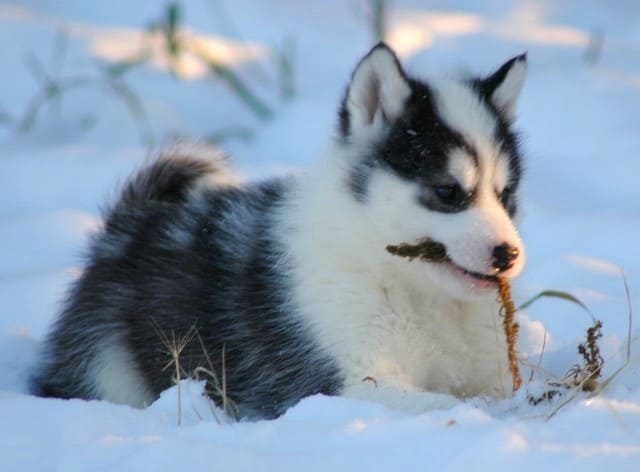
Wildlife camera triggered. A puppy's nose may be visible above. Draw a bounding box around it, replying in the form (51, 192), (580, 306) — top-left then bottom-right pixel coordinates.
(492, 243), (519, 272)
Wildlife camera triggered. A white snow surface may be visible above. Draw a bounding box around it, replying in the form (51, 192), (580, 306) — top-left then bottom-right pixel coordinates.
(2, 0), (640, 470)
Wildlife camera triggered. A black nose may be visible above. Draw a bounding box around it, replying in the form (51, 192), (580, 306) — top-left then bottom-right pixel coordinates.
(492, 243), (519, 272)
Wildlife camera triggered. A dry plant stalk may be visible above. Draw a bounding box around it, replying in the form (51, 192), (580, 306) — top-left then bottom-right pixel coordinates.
(150, 320), (198, 426)
(194, 333), (240, 421)
(566, 319), (604, 392)
(497, 278), (522, 392)
(386, 238), (522, 393)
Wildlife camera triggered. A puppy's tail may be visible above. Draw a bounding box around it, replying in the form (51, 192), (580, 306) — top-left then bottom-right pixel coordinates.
(114, 143), (234, 210)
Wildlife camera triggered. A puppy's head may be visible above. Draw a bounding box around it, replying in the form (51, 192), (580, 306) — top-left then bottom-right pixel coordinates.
(338, 44), (527, 299)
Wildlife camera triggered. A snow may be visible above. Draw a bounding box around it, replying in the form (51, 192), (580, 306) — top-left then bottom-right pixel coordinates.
(1, 0), (640, 469)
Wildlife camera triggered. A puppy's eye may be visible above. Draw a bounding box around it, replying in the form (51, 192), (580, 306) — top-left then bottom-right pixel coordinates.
(434, 184), (462, 205)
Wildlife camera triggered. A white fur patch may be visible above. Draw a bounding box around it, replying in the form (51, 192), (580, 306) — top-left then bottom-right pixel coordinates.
(432, 79), (498, 151)
(493, 156), (510, 193)
(279, 144), (514, 413)
(92, 343), (154, 407)
(274, 51), (527, 413)
(447, 149), (478, 192)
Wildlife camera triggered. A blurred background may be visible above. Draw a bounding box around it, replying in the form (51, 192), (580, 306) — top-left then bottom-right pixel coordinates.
(0, 1), (639, 387)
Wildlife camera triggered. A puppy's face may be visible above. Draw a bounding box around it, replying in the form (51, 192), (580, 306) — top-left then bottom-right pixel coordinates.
(339, 44), (526, 299)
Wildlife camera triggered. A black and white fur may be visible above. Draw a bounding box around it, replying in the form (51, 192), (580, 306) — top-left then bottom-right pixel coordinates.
(32, 44), (527, 419)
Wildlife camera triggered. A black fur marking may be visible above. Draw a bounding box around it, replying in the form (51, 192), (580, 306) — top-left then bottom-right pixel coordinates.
(494, 127), (522, 218)
(32, 159), (343, 419)
(372, 80), (481, 213)
(116, 156), (215, 207)
(474, 54), (527, 102)
(339, 47), (524, 214)
(338, 87), (351, 139)
(342, 64), (523, 215)
(338, 43), (493, 209)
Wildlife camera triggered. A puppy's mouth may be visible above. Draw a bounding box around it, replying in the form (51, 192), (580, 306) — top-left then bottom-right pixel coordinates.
(445, 260), (500, 284)
(386, 238), (500, 284)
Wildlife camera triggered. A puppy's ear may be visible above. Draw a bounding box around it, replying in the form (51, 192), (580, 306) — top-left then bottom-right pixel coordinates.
(479, 54), (527, 122)
(339, 43), (411, 139)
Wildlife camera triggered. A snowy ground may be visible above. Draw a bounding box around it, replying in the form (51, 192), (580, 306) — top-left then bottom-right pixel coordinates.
(1, 0), (640, 470)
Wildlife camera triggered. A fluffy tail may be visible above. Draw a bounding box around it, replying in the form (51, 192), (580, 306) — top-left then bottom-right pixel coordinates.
(94, 144), (234, 258)
(115, 146), (231, 210)
(117, 157), (211, 207)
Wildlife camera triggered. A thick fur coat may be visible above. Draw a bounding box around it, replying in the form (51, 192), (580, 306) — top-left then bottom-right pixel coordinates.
(32, 44), (527, 419)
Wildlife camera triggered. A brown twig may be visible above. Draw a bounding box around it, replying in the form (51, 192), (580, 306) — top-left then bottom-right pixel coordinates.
(498, 278), (522, 392)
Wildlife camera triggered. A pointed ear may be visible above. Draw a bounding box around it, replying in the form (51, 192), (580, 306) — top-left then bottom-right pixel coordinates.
(480, 54), (527, 122)
(339, 43), (411, 139)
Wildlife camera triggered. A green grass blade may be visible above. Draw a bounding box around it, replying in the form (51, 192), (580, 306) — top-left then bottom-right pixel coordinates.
(104, 54), (148, 79)
(166, 3), (182, 58)
(198, 52), (273, 121)
(518, 290), (596, 322)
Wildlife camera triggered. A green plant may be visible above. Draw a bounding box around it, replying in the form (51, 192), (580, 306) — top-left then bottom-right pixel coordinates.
(369, 0), (388, 42)
(14, 29), (154, 147)
(149, 3), (274, 120)
(276, 38), (297, 101)
(523, 273), (634, 421)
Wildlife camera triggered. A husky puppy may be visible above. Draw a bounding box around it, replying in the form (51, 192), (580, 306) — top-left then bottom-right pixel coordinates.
(32, 43), (527, 419)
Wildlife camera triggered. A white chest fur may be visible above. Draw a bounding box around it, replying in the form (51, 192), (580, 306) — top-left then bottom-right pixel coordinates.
(279, 159), (512, 410)
(292, 251), (510, 400)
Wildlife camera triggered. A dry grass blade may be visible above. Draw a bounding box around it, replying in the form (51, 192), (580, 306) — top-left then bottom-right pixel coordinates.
(528, 328), (548, 383)
(546, 354), (604, 421)
(623, 270), (633, 361)
(193, 332), (239, 421)
(150, 319), (198, 426)
(590, 270), (634, 395)
(193, 332), (221, 423)
(221, 344), (229, 417)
